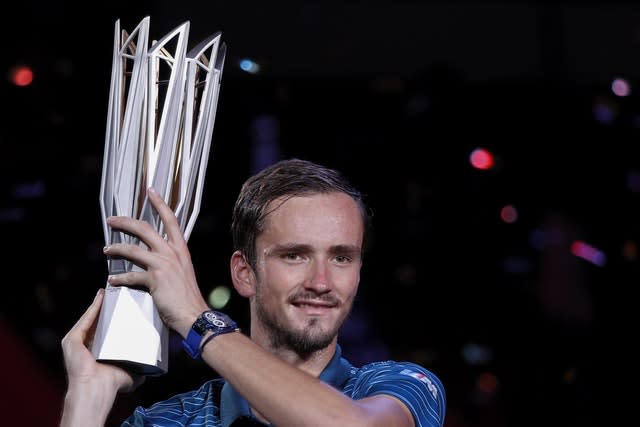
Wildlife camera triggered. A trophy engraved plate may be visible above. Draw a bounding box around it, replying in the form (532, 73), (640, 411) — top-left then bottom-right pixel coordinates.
(91, 16), (226, 375)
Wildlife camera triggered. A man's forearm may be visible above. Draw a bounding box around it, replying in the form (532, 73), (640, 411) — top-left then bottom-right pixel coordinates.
(201, 332), (411, 427)
(60, 382), (117, 427)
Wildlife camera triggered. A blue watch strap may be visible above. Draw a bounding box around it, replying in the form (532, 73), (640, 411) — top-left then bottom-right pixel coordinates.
(182, 328), (204, 359)
(182, 310), (239, 360)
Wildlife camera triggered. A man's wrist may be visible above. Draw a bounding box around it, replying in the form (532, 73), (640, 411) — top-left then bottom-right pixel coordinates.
(182, 310), (239, 359)
(61, 383), (116, 427)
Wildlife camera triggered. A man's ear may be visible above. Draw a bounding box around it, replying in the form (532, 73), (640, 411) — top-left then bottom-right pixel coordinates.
(230, 250), (256, 297)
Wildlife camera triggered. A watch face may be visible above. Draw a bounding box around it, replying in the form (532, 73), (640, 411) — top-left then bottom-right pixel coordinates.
(203, 311), (229, 328)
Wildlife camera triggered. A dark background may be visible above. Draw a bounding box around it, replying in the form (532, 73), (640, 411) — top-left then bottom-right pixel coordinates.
(2, 1), (639, 425)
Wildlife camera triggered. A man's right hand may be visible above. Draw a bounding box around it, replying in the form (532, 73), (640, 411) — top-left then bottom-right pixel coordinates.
(60, 288), (143, 427)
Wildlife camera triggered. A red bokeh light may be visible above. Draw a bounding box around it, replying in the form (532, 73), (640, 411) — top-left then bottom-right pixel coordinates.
(9, 65), (34, 87)
(500, 204), (518, 223)
(469, 147), (495, 170)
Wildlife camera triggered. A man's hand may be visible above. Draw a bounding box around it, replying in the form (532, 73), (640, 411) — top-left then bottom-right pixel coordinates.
(60, 288), (143, 427)
(62, 288), (140, 391)
(103, 187), (210, 338)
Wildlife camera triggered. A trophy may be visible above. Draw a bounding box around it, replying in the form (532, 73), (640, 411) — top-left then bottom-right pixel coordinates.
(91, 16), (226, 375)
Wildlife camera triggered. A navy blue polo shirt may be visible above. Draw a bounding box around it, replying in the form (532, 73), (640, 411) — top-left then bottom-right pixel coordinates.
(122, 345), (446, 426)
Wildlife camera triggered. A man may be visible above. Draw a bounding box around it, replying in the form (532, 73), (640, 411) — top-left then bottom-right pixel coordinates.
(60, 158), (446, 426)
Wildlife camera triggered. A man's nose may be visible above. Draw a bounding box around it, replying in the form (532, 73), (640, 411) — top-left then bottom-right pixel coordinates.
(304, 259), (331, 293)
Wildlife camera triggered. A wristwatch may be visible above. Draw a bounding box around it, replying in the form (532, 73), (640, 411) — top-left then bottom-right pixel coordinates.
(182, 310), (239, 359)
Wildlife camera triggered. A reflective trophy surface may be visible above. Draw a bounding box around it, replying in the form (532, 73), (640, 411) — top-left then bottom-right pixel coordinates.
(91, 16), (225, 375)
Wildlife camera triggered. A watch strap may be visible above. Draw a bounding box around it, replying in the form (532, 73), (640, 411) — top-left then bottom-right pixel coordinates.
(182, 327), (205, 359)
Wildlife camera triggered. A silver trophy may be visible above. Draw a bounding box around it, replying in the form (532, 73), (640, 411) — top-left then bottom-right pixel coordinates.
(91, 16), (226, 375)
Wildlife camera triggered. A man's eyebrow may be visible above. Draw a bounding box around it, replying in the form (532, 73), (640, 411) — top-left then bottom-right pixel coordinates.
(268, 243), (313, 254)
(329, 244), (362, 257)
(267, 243), (361, 256)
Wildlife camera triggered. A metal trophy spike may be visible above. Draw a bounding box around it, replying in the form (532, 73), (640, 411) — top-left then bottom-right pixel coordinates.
(91, 16), (225, 375)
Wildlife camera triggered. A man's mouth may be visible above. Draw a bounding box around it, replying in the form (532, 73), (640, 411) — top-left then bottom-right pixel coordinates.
(291, 300), (336, 315)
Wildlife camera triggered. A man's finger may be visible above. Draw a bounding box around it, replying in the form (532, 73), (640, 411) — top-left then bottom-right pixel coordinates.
(106, 215), (166, 251)
(73, 288), (104, 332)
(62, 288), (104, 349)
(147, 187), (185, 245)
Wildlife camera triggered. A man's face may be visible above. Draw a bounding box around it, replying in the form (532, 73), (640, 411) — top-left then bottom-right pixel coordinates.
(252, 192), (364, 354)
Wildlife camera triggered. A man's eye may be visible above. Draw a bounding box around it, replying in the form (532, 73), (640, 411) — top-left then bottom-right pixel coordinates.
(335, 255), (352, 263)
(284, 253), (300, 260)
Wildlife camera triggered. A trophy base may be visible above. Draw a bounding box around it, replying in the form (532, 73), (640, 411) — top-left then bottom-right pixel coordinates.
(97, 359), (166, 377)
(91, 285), (169, 376)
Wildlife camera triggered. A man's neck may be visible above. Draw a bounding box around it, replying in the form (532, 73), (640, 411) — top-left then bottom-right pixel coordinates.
(250, 333), (338, 377)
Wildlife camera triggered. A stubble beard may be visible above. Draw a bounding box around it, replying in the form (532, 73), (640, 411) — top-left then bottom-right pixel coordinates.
(255, 293), (352, 355)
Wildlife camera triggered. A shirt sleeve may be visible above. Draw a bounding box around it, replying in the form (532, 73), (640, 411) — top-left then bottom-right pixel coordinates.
(119, 380), (223, 426)
(351, 361), (446, 427)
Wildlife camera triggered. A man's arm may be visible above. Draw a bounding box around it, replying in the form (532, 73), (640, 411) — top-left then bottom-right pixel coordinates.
(201, 331), (417, 427)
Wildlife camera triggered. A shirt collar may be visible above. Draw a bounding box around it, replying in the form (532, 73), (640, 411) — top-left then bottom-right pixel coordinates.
(220, 344), (353, 427)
